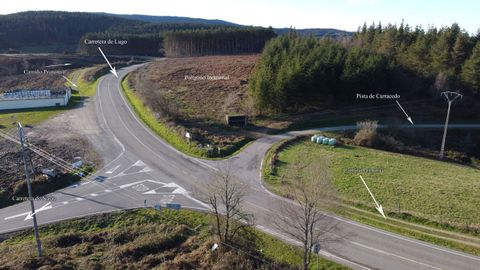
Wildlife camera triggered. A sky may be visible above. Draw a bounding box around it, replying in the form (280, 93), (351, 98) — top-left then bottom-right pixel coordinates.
(1, 0), (478, 34)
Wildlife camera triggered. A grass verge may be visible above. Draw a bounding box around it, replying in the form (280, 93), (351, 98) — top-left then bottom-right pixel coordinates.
(262, 135), (480, 256)
(121, 75), (254, 159)
(0, 208), (348, 269)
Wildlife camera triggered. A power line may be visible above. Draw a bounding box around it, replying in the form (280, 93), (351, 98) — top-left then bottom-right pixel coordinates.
(1, 127), (282, 267)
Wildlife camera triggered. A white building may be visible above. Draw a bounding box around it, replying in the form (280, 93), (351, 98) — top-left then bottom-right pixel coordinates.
(0, 89), (72, 110)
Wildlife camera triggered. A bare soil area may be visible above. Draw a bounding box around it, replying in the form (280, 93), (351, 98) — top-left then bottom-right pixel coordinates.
(0, 125), (100, 208)
(0, 55), (108, 208)
(128, 55), (259, 148)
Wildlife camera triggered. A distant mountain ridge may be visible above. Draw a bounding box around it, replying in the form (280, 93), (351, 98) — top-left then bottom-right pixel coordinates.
(0, 11), (351, 53)
(115, 14), (240, 26)
(113, 13), (351, 37)
(274, 28), (352, 38)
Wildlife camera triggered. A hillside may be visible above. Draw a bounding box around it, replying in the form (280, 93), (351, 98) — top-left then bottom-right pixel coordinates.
(250, 24), (480, 114)
(116, 14), (239, 26)
(0, 11), (232, 54)
(274, 28), (352, 38)
(126, 55), (258, 157)
(0, 209), (347, 270)
(0, 11), (350, 54)
(0, 11), (128, 52)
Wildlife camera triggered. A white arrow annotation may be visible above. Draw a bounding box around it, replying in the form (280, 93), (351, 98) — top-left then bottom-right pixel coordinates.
(25, 202), (53, 220)
(395, 100), (414, 125)
(359, 175), (386, 219)
(5, 202), (54, 221)
(98, 47), (118, 78)
(62, 75), (77, 87)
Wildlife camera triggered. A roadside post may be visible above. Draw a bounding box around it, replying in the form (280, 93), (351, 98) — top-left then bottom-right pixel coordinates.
(312, 243), (321, 270)
(17, 122), (43, 257)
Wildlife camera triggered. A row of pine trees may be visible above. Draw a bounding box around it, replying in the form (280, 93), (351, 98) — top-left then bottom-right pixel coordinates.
(163, 27), (276, 57)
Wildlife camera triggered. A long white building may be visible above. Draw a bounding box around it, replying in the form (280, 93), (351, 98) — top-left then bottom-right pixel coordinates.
(0, 89), (71, 110)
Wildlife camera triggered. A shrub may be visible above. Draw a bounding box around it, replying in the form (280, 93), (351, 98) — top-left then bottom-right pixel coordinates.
(53, 233), (82, 248)
(377, 134), (405, 151)
(353, 120), (378, 147)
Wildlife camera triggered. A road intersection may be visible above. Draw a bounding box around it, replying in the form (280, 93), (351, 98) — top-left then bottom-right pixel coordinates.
(1, 66), (480, 270)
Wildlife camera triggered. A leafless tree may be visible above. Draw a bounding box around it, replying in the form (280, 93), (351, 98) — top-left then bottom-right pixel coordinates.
(273, 154), (339, 270)
(207, 167), (253, 243)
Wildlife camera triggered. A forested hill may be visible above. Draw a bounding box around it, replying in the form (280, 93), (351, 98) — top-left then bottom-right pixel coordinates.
(274, 28), (352, 38)
(115, 14), (239, 26)
(0, 11), (239, 54)
(0, 11), (349, 54)
(250, 23), (480, 113)
(0, 11), (130, 52)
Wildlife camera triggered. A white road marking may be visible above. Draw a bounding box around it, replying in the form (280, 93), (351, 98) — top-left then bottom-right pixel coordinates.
(319, 250), (372, 270)
(75, 198), (84, 201)
(105, 165), (120, 174)
(90, 193), (99, 197)
(329, 215), (480, 262)
(112, 77), (219, 172)
(5, 202), (53, 221)
(159, 195), (175, 204)
(104, 189), (112, 193)
(4, 211), (30, 220)
(133, 160), (146, 167)
(139, 166), (152, 173)
(131, 184), (149, 192)
(256, 225), (372, 270)
(350, 240), (443, 270)
(257, 156), (480, 263)
(62, 201), (69, 205)
(114, 160), (149, 177)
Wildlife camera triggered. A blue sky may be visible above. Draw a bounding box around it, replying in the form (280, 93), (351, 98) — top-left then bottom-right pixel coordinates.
(2, 0), (478, 34)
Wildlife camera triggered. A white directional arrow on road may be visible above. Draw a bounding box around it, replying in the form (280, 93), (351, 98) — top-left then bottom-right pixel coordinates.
(359, 175), (387, 219)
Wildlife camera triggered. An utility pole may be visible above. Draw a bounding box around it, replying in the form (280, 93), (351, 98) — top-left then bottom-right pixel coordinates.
(439, 91), (462, 159)
(17, 122), (42, 257)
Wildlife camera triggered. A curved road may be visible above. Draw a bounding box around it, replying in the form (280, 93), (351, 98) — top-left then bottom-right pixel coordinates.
(1, 65), (480, 270)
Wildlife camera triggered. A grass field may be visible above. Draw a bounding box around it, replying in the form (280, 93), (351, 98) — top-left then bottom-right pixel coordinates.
(0, 209), (348, 270)
(70, 68), (100, 97)
(263, 135), (480, 255)
(0, 68), (99, 129)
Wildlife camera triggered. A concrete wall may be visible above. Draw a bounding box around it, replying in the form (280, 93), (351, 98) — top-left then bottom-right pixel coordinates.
(0, 89), (71, 110)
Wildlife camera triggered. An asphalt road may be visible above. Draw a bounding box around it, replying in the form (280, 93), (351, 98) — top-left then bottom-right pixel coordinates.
(1, 65), (480, 270)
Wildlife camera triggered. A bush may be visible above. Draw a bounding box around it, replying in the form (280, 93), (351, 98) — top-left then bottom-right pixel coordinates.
(109, 229), (138, 245)
(377, 134), (405, 151)
(53, 233), (82, 247)
(353, 120), (378, 147)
